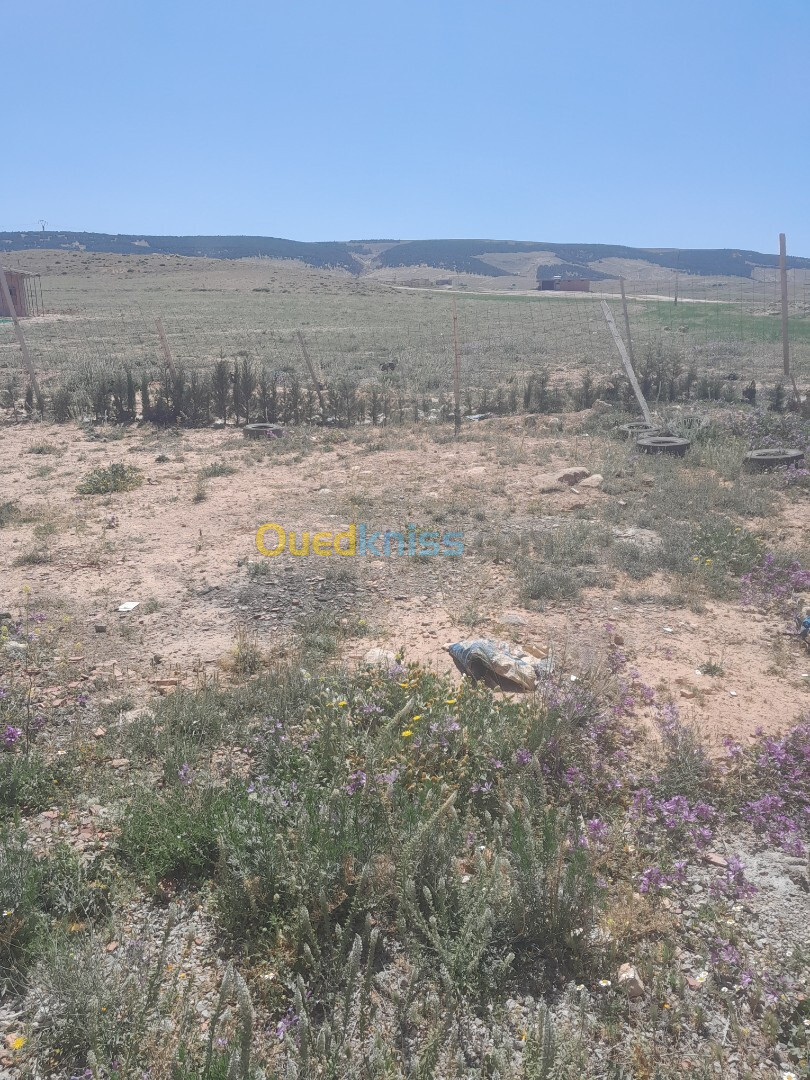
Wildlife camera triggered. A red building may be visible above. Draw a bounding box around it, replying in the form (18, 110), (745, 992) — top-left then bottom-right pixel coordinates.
(538, 278), (591, 292)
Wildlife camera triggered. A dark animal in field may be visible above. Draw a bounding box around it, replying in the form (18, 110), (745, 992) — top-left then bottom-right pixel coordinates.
(742, 380), (757, 405)
(380, 361), (397, 372)
(724, 373), (740, 381)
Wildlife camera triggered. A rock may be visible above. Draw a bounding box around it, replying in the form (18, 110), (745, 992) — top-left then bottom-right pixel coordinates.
(617, 963), (645, 999)
(556, 467), (591, 486)
(362, 647), (397, 667)
(579, 474), (604, 489)
(110, 758), (130, 769)
(591, 399), (613, 413)
(701, 852), (728, 868)
(641, 475), (655, 487)
(497, 613), (527, 628)
(94, 623), (107, 634)
(3, 643), (26, 657)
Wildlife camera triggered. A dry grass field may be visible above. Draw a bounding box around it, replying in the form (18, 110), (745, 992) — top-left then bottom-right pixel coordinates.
(3, 251), (810, 410)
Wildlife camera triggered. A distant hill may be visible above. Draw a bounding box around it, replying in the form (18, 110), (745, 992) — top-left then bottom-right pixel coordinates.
(0, 231), (364, 272)
(374, 239), (810, 281)
(2, 231), (809, 281)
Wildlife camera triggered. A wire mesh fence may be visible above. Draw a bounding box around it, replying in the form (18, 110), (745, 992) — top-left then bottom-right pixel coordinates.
(1, 270), (809, 423)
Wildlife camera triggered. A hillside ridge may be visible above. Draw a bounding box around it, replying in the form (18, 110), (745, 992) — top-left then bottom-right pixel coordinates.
(2, 231), (809, 280)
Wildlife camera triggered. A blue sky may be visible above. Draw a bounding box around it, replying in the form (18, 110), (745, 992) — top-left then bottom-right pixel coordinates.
(3, 0), (809, 252)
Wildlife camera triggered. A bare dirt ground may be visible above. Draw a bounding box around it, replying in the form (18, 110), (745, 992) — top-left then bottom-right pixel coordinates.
(2, 415), (806, 749)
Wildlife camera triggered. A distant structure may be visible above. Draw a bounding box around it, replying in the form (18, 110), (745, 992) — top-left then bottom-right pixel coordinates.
(0, 268), (44, 317)
(537, 278), (590, 292)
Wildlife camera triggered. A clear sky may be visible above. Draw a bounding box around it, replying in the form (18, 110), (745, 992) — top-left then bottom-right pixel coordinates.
(3, 0), (809, 253)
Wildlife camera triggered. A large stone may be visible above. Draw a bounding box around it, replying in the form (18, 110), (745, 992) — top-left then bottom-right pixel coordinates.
(579, 474), (604, 489)
(617, 963), (645, 999)
(497, 613), (528, 628)
(556, 467), (591, 487)
(362, 647), (397, 667)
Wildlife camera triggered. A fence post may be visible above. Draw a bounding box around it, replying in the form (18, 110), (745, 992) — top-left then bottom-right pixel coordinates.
(601, 299), (653, 426)
(619, 278), (636, 368)
(779, 232), (790, 382)
(451, 296), (461, 437)
(296, 330), (326, 418)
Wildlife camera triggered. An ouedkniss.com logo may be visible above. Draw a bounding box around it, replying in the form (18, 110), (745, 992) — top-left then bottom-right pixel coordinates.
(255, 523), (464, 557)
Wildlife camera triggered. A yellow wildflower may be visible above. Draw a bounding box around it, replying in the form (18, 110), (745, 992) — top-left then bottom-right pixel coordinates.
(401, 730), (413, 738)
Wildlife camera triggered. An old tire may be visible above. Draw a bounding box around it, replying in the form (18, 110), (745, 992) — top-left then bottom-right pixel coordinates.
(636, 436), (691, 457)
(618, 421), (662, 439)
(244, 423), (284, 439)
(743, 448), (805, 473)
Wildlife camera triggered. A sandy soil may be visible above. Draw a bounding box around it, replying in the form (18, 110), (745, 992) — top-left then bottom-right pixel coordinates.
(1, 416), (807, 748)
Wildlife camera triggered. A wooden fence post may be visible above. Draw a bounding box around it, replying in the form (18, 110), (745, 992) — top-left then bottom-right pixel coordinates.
(296, 330), (326, 418)
(779, 233), (790, 382)
(451, 296), (461, 437)
(155, 317), (178, 380)
(600, 299), (652, 426)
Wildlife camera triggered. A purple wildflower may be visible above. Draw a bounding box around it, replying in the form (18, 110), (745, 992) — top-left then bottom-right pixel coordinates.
(345, 770), (367, 795)
(2, 725), (21, 748)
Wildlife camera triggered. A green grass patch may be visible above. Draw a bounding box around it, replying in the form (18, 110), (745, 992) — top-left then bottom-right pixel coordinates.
(77, 463), (143, 495)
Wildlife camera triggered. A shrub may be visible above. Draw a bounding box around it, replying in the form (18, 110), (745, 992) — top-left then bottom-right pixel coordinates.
(12, 545), (51, 566)
(51, 386), (72, 422)
(518, 563), (588, 602)
(610, 540), (655, 580)
(77, 463), (143, 494)
(117, 785), (229, 889)
(26, 917), (181, 1077)
(198, 460), (237, 479)
(0, 753), (74, 819)
(0, 828), (42, 989)
(0, 501), (19, 528)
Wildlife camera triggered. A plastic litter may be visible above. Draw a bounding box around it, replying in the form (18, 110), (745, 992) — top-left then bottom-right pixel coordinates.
(447, 638), (553, 692)
(117, 602), (139, 613)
